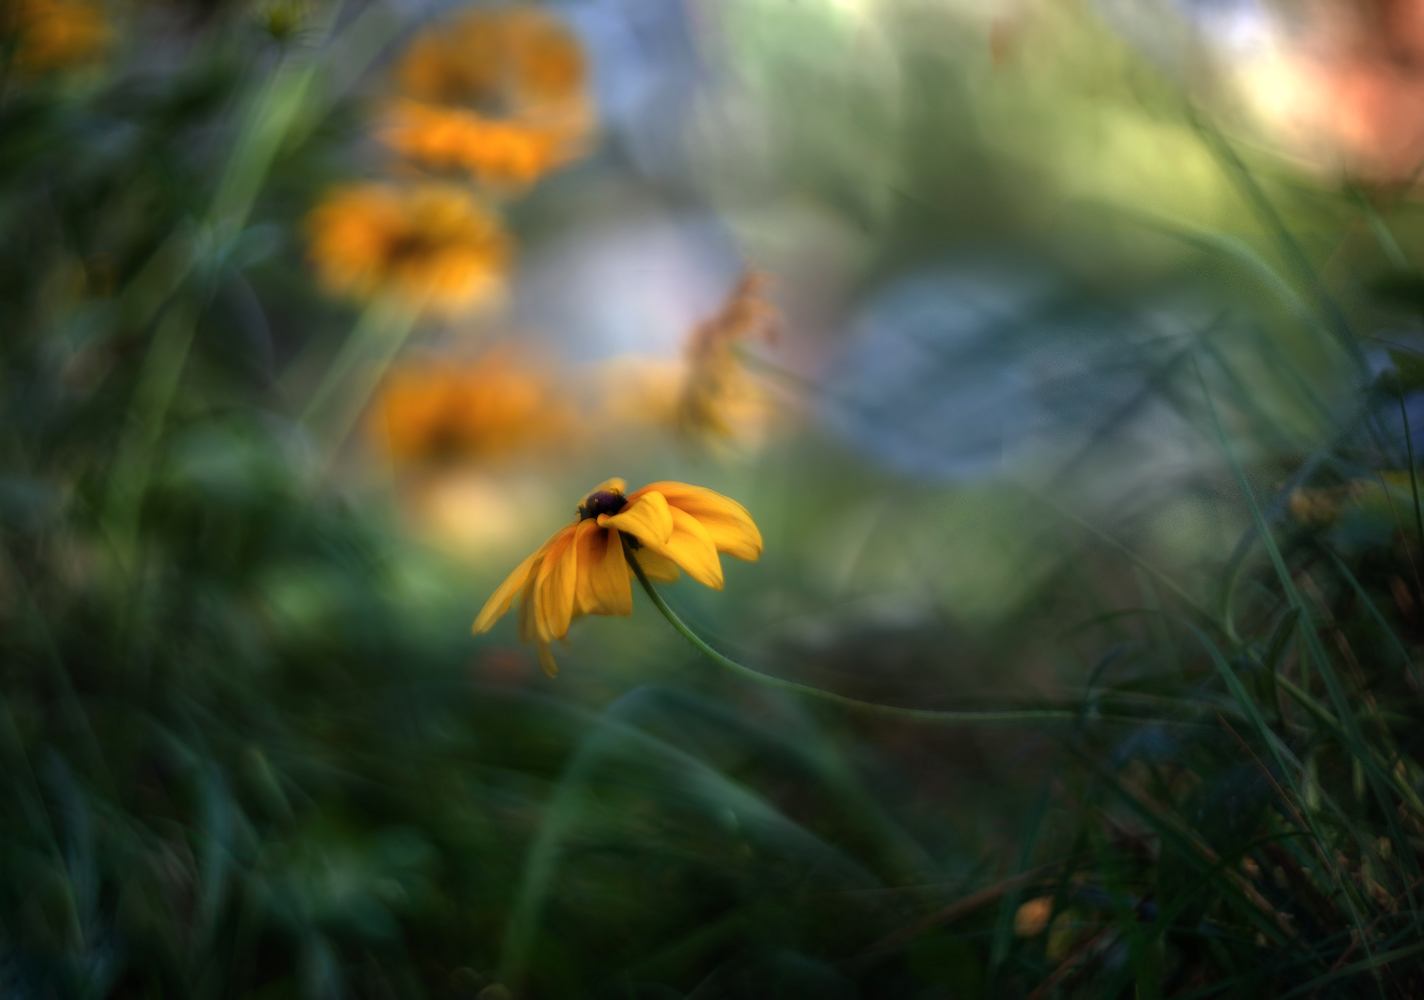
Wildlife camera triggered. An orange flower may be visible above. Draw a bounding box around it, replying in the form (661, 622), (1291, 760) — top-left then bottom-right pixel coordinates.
(675, 271), (781, 445)
(384, 4), (594, 184)
(380, 101), (578, 186)
(472, 478), (763, 675)
(371, 351), (576, 464)
(305, 183), (509, 315)
(8, 0), (110, 75)
(1014, 897), (1053, 937)
(393, 5), (587, 112)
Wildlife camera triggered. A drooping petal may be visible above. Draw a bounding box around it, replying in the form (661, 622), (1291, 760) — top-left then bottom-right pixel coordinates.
(534, 524), (579, 641)
(573, 521), (602, 616)
(521, 525), (575, 642)
(536, 639), (558, 677)
(638, 506), (723, 590)
(629, 481), (762, 561)
(590, 527), (633, 615)
(598, 490), (673, 547)
(630, 548), (680, 582)
(473, 545), (543, 634)
(575, 525), (632, 616)
(517, 564), (540, 642)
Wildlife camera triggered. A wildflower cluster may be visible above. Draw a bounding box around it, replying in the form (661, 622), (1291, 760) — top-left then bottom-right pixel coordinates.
(305, 4), (594, 315)
(368, 271), (785, 476)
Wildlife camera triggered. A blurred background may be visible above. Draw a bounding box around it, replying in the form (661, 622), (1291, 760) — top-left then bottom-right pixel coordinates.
(5, 0), (1424, 995)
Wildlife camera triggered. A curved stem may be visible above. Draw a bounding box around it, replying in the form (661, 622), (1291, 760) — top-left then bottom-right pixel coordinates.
(627, 551), (1181, 729)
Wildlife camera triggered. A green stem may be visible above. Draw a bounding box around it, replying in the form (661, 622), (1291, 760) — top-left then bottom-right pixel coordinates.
(629, 551), (1155, 728)
(301, 297), (420, 472)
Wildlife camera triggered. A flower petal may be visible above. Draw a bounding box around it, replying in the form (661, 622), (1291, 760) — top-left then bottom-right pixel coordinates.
(630, 548), (680, 582)
(573, 522), (601, 616)
(534, 524), (579, 641)
(577, 526), (632, 616)
(640, 506), (723, 590)
(572, 521), (626, 616)
(598, 490), (673, 547)
(517, 565), (540, 642)
(473, 545), (543, 634)
(516, 524), (574, 642)
(536, 639), (558, 677)
(629, 481), (762, 561)
(475, 524), (569, 634)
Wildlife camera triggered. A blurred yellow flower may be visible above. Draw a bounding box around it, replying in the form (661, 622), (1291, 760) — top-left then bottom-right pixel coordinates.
(370, 350), (575, 465)
(393, 5), (587, 112)
(384, 4), (593, 184)
(473, 478), (763, 675)
(675, 271), (781, 446)
(380, 100), (579, 186)
(305, 183), (509, 315)
(8, 0), (110, 74)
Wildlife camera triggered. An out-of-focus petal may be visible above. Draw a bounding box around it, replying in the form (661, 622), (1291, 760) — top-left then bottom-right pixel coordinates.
(599, 491), (674, 547)
(536, 640), (558, 677)
(472, 544), (543, 633)
(517, 564), (540, 643)
(629, 481), (762, 561)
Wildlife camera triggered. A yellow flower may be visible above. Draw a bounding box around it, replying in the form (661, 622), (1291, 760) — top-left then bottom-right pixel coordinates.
(370, 351), (576, 465)
(472, 478), (763, 675)
(384, 4), (593, 184)
(305, 183), (509, 315)
(675, 271), (781, 446)
(392, 5), (587, 112)
(379, 100), (580, 186)
(8, 0), (111, 75)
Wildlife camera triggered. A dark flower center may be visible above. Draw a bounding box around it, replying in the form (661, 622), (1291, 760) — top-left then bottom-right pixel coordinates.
(577, 489), (625, 521)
